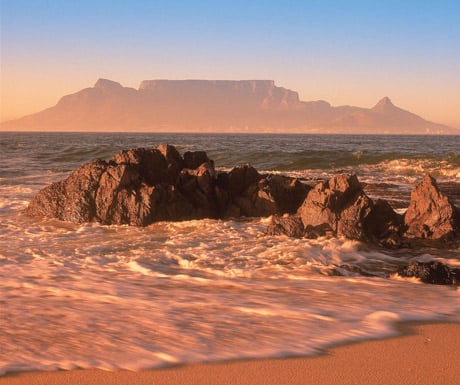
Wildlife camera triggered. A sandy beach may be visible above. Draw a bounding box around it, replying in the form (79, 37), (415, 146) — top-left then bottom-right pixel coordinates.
(1, 322), (458, 385)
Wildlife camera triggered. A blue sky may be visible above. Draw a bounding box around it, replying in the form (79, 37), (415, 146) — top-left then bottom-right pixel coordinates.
(1, 0), (459, 126)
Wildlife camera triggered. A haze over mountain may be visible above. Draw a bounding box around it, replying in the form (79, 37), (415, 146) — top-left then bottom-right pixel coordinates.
(2, 79), (457, 134)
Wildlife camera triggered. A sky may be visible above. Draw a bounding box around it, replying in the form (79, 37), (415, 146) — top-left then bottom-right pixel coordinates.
(1, 0), (459, 127)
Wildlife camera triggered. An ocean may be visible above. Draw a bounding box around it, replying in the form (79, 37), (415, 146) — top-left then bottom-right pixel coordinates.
(1, 132), (459, 375)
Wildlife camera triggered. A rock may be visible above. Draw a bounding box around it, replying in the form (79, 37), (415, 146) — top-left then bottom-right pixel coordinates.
(337, 193), (374, 240)
(404, 175), (459, 240)
(265, 215), (305, 238)
(178, 162), (219, 218)
(398, 260), (460, 285)
(219, 168), (309, 218)
(25, 159), (109, 223)
(94, 163), (145, 225)
(231, 179), (277, 217)
(217, 164), (263, 217)
(265, 175), (310, 214)
(112, 147), (168, 185)
(156, 144), (183, 184)
(26, 145), (308, 225)
(183, 151), (212, 170)
(304, 223), (336, 239)
(26, 147), (198, 225)
(223, 164), (262, 197)
(297, 174), (373, 240)
(364, 199), (404, 247)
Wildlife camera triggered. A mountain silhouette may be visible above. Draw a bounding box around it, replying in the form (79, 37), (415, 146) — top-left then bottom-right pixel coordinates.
(2, 79), (457, 134)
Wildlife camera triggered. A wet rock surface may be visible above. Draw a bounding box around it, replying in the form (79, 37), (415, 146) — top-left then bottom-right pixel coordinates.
(297, 174), (378, 241)
(25, 147), (459, 252)
(398, 260), (460, 285)
(25, 145), (309, 225)
(404, 175), (460, 240)
(25, 149), (460, 284)
(265, 215), (305, 238)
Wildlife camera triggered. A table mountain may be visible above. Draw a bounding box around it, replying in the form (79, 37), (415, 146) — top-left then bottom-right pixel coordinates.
(3, 79), (457, 134)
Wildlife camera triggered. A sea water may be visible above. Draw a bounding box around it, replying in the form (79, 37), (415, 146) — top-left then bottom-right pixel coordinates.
(0, 132), (459, 374)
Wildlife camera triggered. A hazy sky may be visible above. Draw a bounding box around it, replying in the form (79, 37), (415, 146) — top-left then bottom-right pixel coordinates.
(1, 0), (459, 127)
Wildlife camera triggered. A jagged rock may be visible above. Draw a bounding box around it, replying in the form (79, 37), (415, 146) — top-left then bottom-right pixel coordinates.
(112, 147), (168, 185)
(264, 175), (311, 214)
(231, 179), (277, 217)
(183, 151), (212, 170)
(297, 174), (373, 240)
(156, 144), (184, 184)
(304, 223), (336, 239)
(25, 145), (307, 225)
(218, 166), (309, 218)
(364, 199), (404, 247)
(404, 175), (459, 240)
(398, 260), (460, 285)
(25, 159), (109, 223)
(265, 215), (304, 238)
(223, 164), (262, 197)
(177, 162), (218, 218)
(217, 164), (263, 217)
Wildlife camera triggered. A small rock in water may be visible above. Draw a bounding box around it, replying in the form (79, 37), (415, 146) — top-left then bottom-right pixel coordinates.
(398, 260), (460, 285)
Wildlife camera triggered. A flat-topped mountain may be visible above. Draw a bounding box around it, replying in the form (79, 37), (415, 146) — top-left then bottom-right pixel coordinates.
(3, 79), (458, 134)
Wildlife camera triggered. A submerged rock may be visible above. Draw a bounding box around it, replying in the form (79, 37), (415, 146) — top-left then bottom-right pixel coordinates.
(404, 175), (460, 240)
(265, 215), (305, 238)
(398, 260), (460, 285)
(25, 145), (309, 225)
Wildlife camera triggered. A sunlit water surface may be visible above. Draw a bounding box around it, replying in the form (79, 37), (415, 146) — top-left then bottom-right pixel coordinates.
(1, 132), (459, 374)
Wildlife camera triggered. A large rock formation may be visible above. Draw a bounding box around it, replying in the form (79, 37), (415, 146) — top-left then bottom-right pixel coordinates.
(268, 173), (459, 247)
(3, 79), (458, 134)
(25, 147), (459, 252)
(25, 145), (310, 225)
(404, 175), (460, 240)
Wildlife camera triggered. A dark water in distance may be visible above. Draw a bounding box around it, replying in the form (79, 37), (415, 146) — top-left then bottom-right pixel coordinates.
(0, 132), (459, 375)
(2, 132), (459, 173)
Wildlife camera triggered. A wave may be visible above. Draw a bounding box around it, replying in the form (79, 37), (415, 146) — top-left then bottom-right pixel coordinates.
(2, 214), (459, 374)
(2, 132), (460, 375)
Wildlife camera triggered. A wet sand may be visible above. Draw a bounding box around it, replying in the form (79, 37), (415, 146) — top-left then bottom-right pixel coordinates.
(1, 322), (459, 385)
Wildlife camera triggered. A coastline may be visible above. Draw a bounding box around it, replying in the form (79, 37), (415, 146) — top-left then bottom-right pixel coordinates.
(2, 321), (459, 385)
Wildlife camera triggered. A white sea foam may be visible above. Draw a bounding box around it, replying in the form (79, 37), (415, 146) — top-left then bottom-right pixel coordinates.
(1, 213), (460, 375)
(1, 133), (459, 376)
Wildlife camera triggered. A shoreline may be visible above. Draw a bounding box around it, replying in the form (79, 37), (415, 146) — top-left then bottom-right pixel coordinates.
(2, 321), (459, 385)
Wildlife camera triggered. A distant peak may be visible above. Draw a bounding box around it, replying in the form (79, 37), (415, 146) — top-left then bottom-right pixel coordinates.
(377, 96), (393, 105)
(94, 78), (123, 90)
(373, 96), (394, 111)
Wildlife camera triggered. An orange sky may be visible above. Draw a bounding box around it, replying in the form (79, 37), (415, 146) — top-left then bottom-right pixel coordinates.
(2, 1), (459, 128)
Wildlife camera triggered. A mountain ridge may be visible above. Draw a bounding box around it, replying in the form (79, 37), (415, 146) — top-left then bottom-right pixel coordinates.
(2, 79), (458, 134)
